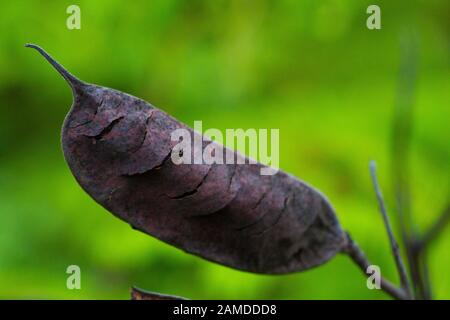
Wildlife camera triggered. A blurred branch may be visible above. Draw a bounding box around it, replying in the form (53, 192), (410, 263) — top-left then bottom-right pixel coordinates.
(391, 32), (417, 240)
(369, 161), (412, 299)
(407, 202), (450, 299)
(421, 203), (450, 249)
(391, 30), (427, 299)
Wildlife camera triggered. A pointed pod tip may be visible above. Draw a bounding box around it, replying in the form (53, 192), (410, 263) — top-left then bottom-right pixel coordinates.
(25, 43), (85, 89)
(25, 43), (46, 54)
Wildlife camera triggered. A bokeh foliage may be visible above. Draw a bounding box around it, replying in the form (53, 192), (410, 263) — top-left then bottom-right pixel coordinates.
(0, 0), (448, 299)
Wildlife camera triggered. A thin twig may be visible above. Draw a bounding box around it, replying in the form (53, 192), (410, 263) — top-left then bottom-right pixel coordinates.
(343, 233), (408, 300)
(369, 161), (412, 299)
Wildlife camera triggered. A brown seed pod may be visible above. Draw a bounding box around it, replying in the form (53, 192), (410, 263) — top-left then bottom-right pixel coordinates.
(26, 44), (347, 274)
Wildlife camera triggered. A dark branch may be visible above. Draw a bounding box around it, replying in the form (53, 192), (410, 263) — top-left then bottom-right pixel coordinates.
(343, 233), (409, 300)
(369, 161), (412, 299)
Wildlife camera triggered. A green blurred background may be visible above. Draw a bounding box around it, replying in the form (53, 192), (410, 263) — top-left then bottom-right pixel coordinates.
(0, 0), (448, 299)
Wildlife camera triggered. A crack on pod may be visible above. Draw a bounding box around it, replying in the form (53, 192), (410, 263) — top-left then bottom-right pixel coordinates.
(235, 190), (270, 231)
(71, 119), (93, 129)
(168, 165), (212, 200)
(252, 190), (268, 210)
(122, 150), (173, 177)
(227, 165), (238, 191)
(152, 151), (172, 171)
(184, 165), (239, 218)
(92, 116), (124, 141)
(253, 194), (291, 236)
(69, 96), (105, 128)
(130, 111), (154, 154)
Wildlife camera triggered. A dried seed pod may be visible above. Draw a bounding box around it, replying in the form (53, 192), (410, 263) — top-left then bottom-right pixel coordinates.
(27, 44), (347, 274)
(131, 287), (185, 300)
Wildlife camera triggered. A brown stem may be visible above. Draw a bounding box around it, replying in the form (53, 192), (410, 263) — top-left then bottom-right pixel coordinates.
(343, 233), (409, 300)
